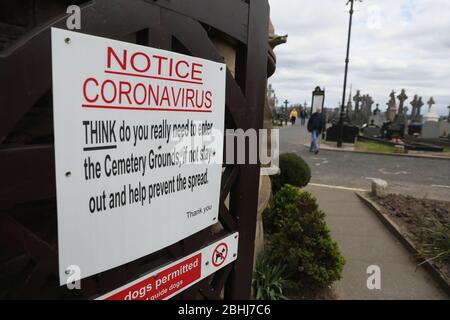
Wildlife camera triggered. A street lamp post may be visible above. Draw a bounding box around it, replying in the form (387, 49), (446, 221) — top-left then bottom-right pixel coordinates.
(283, 99), (289, 125)
(338, 0), (361, 148)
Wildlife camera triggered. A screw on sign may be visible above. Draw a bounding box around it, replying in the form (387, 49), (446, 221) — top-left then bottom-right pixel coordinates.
(212, 242), (228, 267)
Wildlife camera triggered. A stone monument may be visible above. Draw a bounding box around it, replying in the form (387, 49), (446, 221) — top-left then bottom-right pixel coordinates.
(362, 119), (382, 138)
(361, 95), (367, 113)
(423, 97), (439, 122)
(439, 120), (450, 138)
(369, 104), (385, 127)
(447, 106), (450, 139)
(366, 95), (374, 114)
(422, 97), (440, 139)
(360, 94), (370, 123)
(386, 90), (398, 122)
(410, 95), (424, 122)
(346, 99), (353, 116)
(350, 91), (373, 126)
(361, 95), (374, 116)
(353, 90), (362, 113)
(394, 89), (409, 135)
(397, 89), (408, 114)
(345, 90), (353, 118)
(408, 95), (424, 135)
(438, 105), (450, 138)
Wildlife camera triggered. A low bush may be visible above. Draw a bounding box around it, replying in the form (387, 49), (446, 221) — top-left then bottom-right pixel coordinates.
(271, 153), (311, 194)
(264, 185), (345, 291)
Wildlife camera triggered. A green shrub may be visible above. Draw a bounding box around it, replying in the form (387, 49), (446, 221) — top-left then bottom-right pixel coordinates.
(253, 252), (289, 300)
(271, 153), (311, 194)
(265, 185), (345, 290)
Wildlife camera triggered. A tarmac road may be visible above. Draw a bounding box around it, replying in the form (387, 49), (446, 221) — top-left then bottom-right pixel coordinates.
(279, 123), (450, 200)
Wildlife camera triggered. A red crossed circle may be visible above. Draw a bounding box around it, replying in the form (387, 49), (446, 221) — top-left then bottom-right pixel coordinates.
(212, 243), (228, 267)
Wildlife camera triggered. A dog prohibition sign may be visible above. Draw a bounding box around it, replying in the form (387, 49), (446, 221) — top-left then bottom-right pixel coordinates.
(212, 243), (228, 267)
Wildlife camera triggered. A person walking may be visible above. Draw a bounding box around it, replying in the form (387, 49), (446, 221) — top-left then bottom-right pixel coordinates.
(299, 108), (306, 127)
(289, 108), (298, 125)
(307, 107), (326, 154)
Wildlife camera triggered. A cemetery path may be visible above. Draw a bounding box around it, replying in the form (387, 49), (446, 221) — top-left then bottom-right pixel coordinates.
(281, 124), (449, 299)
(304, 185), (448, 300)
(280, 124), (450, 201)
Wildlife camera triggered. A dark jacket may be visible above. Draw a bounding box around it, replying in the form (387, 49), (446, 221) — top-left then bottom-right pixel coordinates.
(299, 110), (306, 119)
(307, 112), (326, 133)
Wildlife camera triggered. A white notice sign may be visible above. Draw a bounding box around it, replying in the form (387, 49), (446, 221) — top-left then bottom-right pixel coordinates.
(51, 29), (226, 285)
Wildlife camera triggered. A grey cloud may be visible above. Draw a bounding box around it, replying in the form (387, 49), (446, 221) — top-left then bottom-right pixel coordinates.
(268, 0), (450, 115)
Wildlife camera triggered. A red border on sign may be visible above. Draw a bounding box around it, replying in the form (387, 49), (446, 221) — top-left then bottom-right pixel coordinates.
(212, 242), (228, 267)
(104, 253), (201, 300)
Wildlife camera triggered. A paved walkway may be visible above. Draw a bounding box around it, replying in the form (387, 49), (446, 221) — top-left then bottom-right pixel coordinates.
(304, 184), (448, 300)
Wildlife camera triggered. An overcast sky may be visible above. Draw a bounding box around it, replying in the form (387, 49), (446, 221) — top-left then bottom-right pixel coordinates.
(268, 0), (450, 115)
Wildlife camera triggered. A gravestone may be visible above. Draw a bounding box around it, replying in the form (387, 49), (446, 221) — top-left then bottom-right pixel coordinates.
(420, 98), (439, 138)
(397, 89), (408, 114)
(422, 121), (440, 139)
(386, 90), (398, 122)
(382, 122), (404, 139)
(447, 106), (450, 139)
(353, 90), (362, 113)
(350, 91), (373, 126)
(346, 99), (353, 115)
(412, 96), (424, 123)
(361, 95), (374, 123)
(332, 107), (341, 122)
(325, 123), (359, 143)
(383, 91), (406, 138)
(394, 89), (409, 134)
(362, 121), (381, 138)
(423, 97), (439, 123)
(361, 95), (368, 114)
(345, 90), (353, 116)
(369, 104), (385, 127)
(408, 95), (424, 135)
(439, 120), (450, 138)
(408, 123), (422, 136)
(367, 95), (374, 114)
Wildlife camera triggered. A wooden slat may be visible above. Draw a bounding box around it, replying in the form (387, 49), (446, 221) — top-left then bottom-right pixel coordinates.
(220, 166), (239, 203)
(211, 264), (233, 294)
(152, 0), (249, 44)
(0, 145), (55, 209)
(161, 9), (250, 129)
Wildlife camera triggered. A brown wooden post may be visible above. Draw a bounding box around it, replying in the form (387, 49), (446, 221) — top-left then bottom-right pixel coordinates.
(226, 0), (270, 299)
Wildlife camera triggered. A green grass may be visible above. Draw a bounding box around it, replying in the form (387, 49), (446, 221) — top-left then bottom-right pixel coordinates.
(419, 221), (450, 265)
(355, 141), (396, 154)
(444, 147), (450, 153)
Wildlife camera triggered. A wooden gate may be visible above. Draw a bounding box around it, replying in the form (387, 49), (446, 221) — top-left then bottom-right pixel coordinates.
(0, 0), (269, 299)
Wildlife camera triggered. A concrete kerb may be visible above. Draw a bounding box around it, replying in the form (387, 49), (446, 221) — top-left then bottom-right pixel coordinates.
(355, 192), (450, 297)
(303, 143), (450, 161)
